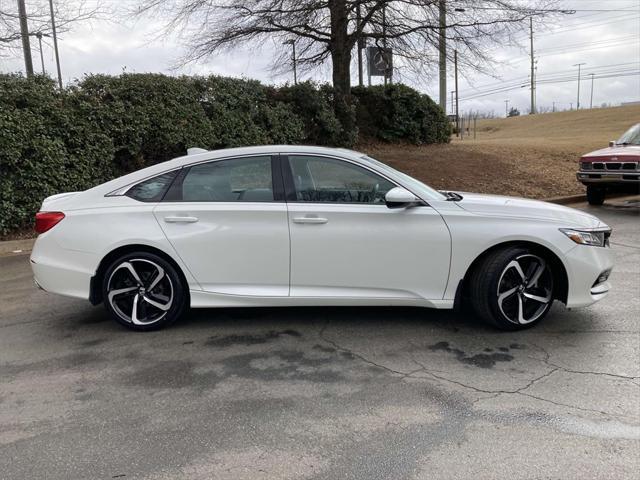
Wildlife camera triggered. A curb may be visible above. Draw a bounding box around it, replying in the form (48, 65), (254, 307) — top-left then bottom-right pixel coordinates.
(544, 194), (586, 205)
(0, 238), (35, 256)
(545, 192), (640, 206)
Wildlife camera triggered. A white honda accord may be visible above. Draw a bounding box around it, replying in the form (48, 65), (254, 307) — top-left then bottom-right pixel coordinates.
(30, 146), (613, 331)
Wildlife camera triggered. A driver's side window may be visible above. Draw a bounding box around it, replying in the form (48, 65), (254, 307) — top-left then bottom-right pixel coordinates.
(288, 155), (395, 204)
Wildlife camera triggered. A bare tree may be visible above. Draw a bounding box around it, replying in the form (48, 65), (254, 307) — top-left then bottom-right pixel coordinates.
(0, 1), (103, 57)
(134, 0), (562, 144)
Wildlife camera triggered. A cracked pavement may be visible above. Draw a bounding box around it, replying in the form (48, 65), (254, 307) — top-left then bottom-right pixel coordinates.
(1, 199), (638, 479)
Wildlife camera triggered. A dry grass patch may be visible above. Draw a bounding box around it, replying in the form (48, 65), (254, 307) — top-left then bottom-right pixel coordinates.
(361, 105), (640, 199)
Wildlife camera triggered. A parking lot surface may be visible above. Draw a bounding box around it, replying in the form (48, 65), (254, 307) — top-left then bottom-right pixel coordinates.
(1, 199), (639, 479)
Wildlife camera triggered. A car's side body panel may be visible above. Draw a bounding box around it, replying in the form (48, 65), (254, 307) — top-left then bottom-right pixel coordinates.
(287, 203), (451, 300)
(189, 290), (453, 309)
(153, 202), (290, 296)
(31, 202), (202, 299)
(431, 198), (613, 307)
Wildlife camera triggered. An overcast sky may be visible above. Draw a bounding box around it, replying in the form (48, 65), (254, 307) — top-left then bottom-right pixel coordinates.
(1, 0), (638, 117)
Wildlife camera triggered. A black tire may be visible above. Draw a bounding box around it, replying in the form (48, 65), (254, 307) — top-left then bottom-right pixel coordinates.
(102, 252), (187, 331)
(469, 247), (554, 330)
(586, 185), (605, 206)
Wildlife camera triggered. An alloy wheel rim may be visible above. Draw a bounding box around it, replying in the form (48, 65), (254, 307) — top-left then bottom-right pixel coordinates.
(497, 254), (553, 325)
(106, 259), (173, 325)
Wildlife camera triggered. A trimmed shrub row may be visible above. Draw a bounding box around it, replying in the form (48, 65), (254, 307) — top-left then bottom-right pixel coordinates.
(0, 73), (450, 234)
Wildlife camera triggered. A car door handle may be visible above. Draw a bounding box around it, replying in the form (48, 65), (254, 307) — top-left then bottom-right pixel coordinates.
(292, 216), (328, 224)
(164, 216), (199, 223)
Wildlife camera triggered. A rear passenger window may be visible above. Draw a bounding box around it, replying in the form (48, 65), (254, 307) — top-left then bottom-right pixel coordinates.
(126, 171), (178, 202)
(180, 156), (274, 202)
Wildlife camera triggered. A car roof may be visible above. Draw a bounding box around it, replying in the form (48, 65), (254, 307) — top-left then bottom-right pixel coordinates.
(177, 145), (367, 164)
(89, 145), (370, 197)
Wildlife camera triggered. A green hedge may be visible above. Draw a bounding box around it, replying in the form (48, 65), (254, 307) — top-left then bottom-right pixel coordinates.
(0, 75), (116, 236)
(353, 84), (451, 144)
(0, 73), (449, 235)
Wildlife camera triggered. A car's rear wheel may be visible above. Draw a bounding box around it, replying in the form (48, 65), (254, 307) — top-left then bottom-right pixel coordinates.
(102, 252), (187, 331)
(470, 247), (554, 330)
(586, 185), (605, 205)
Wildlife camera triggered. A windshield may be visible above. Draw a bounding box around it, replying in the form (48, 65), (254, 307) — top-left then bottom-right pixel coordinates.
(361, 155), (447, 201)
(616, 123), (640, 145)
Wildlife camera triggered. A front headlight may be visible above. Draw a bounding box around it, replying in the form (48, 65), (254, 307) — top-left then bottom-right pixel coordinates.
(560, 227), (611, 247)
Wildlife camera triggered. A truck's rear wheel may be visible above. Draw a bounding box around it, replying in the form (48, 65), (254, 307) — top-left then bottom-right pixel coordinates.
(586, 185), (605, 206)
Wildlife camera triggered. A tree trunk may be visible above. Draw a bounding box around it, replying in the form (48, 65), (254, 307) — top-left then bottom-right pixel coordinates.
(329, 0), (356, 146)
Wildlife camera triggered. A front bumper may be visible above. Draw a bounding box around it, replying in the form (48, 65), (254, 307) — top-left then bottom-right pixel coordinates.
(577, 171), (640, 185)
(564, 242), (614, 308)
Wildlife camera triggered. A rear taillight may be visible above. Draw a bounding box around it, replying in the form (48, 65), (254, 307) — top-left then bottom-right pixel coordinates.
(35, 211), (65, 234)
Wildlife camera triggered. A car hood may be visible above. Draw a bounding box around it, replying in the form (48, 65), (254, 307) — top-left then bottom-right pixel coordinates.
(454, 192), (604, 228)
(582, 145), (640, 159)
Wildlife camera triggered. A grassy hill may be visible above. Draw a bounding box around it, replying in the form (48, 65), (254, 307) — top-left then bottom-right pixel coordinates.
(474, 104), (640, 151)
(365, 105), (640, 199)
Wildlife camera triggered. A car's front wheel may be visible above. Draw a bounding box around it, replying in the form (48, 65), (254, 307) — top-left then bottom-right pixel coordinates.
(470, 247), (554, 330)
(102, 252), (187, 331)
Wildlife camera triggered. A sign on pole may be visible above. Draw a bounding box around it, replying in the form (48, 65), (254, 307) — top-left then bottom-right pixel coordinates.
(367, 47), (393, 78)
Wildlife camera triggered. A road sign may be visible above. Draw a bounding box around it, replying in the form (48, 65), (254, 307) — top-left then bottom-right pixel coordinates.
(367, 47), (393, 77)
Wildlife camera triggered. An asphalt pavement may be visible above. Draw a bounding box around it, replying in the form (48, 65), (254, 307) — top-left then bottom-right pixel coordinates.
(1, 199), (638, 479)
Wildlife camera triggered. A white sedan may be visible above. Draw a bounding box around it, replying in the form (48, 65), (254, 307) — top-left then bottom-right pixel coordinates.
(30, 146), (613, 331)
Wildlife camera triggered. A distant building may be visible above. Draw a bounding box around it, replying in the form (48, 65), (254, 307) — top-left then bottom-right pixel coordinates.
(621, 101), (640, 106)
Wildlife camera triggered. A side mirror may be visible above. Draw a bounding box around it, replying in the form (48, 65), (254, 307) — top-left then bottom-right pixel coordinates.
(385, 187), (421, 209)
(609, 140), (616, 147)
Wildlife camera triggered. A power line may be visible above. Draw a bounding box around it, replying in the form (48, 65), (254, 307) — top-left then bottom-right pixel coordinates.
(459, 71), (640, 102)
(459, 69), (640, 101)
(533, 13), (640, 37)
(459, 62), (640, 95)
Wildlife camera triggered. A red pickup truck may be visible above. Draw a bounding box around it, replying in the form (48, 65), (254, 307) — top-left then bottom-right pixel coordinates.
(577, 123), (640, 205)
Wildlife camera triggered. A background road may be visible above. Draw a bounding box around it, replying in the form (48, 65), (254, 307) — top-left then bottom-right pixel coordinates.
(1, 199), (638, 479)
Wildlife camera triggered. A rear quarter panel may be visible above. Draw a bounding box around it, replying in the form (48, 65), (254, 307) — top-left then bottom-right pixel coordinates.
(31, 199), (201, 299)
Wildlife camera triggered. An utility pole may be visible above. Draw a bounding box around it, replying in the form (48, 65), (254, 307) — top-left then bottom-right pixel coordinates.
(36, 32), (45, 74)
(382, 4), (389, 85)
(454, 49), (459, 136)
(356, 3), (364, 87)
(552, 101), (556, 112)
(450, 90), (455, 114)
(17, 0), (34, 77)
(505, 99), (509, 117)
(438, 0), (447, 111)
(49, 0), (63, 89)
(283, 39), (297, 85)
(529, 16), (535, 114)
(570, 102), (573, 110)
(589, 73), (595, 109)
(573, 62), (586, 109)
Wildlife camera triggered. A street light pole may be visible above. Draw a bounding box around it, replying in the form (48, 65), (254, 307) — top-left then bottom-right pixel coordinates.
(529, 17), (535, 114)
(454, 49), (459, 136)
(438, 0), (447, 110)
(573, 62), (586, 110)
(356, 3), (364, 87)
